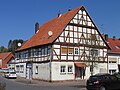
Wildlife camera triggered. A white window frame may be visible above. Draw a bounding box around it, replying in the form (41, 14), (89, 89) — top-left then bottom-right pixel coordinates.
(60, 65), (66, 74)
(74, 48), (79, 55)
(68, 65), (73, 74)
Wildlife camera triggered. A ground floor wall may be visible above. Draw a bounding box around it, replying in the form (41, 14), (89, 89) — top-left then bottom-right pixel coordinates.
(51, 62), (75, 81)
(32, 63), (50, 81)
(15, 63), (26, 78)
(15, 61), (108, 81)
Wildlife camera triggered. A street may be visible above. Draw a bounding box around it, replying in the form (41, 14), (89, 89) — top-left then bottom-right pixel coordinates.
(0, 75), (87, 90)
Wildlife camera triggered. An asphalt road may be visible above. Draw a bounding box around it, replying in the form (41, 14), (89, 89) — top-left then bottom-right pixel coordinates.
(0, 75), (87, 90)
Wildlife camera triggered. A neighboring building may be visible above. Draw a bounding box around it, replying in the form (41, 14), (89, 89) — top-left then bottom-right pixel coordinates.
(105, 35), (120, 74)
(15, 6), (110, 81)
(0, 52), (15, 71)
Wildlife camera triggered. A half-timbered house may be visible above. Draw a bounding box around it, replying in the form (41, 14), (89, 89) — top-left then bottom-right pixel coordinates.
(15, 6), (110, 81)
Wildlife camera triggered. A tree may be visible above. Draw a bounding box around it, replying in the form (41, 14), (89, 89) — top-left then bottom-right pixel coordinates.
(0, 46), (8, 53)
(8, 39), (24, 54)
(8, 40), (12, 52)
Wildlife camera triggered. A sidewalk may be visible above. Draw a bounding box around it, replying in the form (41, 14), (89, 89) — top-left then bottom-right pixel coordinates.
(15, 77), (86, 86)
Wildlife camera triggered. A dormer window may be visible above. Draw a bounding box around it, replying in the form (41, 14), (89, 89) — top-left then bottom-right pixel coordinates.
(116, 46), (120, 49)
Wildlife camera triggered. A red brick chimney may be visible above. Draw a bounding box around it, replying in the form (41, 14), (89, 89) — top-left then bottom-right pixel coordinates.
(35, 22), (39, 34)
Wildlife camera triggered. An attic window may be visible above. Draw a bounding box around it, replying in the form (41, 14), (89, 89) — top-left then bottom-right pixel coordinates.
(116, 46), (120, 49)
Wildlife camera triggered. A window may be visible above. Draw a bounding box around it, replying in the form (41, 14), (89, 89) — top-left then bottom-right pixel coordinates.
(42, 48), (44, 56)
(109, 61), (116, 63)
(35, 66), (38, 74)
(20, 65), (24, 73)
(16, 65), (20, 73)
(68, 48), (73, 54)
(45, 48), (47, 55)
(116, 45), (120, 49)
(90, 49), (98, 56)
(61, 47), (67, 54)
(109, 70), (116, 74)
(74, 48), (79, 55)
(68, 65), (73, 73)
(60, 66), (66, 74)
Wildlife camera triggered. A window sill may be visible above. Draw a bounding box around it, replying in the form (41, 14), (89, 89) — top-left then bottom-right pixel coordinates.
(60, 73), (66, 75)
(67, 72), (73, 74)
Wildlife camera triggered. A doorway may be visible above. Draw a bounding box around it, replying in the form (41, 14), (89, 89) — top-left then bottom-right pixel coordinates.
(74, 63), (86, 79)
(26, 63), (32, 80)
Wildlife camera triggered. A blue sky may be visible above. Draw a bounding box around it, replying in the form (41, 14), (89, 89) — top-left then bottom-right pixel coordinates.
(0, 0), (120, 47)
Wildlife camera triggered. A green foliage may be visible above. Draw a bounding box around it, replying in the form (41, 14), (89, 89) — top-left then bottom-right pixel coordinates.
(0, 46), (8, 53)
(0, 39), (24, 54)
(8, 39), (24, 54)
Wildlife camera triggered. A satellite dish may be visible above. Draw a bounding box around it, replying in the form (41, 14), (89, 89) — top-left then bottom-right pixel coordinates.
(18, 43), (22, 47)
(48, 31), (53, 36)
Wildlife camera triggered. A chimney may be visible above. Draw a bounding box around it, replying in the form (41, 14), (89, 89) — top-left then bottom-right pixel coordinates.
(113, 36), (116, 40)
(68, 8), (72, 11)
(58, 10), (62, 18)
(104, 34), (108, 41)
(35, 22), (39, 34)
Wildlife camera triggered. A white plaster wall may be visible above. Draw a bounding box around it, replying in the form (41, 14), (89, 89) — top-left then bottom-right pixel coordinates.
(85, 67), (91, 79)
(108, 55), (119, 72)
(32, 63), (50, 81)
(15, 63), (26, 77)
(51, 62), (75, 81)
(108, 64), (118, 69)
(97, 63), (108, 73)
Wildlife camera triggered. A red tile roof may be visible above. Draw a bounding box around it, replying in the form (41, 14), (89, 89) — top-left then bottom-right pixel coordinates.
(0, 52), (14, 68)
(0, 52), (11, 60)
(18, 6), (82, 51)
(17, 6), (110, 51)
(108, 38), (120, 54)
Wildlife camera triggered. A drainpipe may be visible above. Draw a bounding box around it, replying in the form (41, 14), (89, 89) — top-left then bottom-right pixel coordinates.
(49, 45), (52, 82)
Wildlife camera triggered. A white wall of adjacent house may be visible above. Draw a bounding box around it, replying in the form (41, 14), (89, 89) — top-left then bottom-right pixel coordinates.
(32, 63), (50, 81)
(108, 55), (120, 74)
(15, 63), (26, 77)
(85, 63), (108, 79)
(51, 62), (75, 81)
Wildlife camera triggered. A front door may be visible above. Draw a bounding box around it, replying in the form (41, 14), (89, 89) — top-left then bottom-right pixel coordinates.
(26, 63), (32, 80)
(75, 66), (85, 79)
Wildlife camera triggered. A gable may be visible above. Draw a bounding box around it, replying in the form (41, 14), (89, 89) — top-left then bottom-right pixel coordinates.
(55, 6), (108, 48)
(17, 6), (110, 51)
